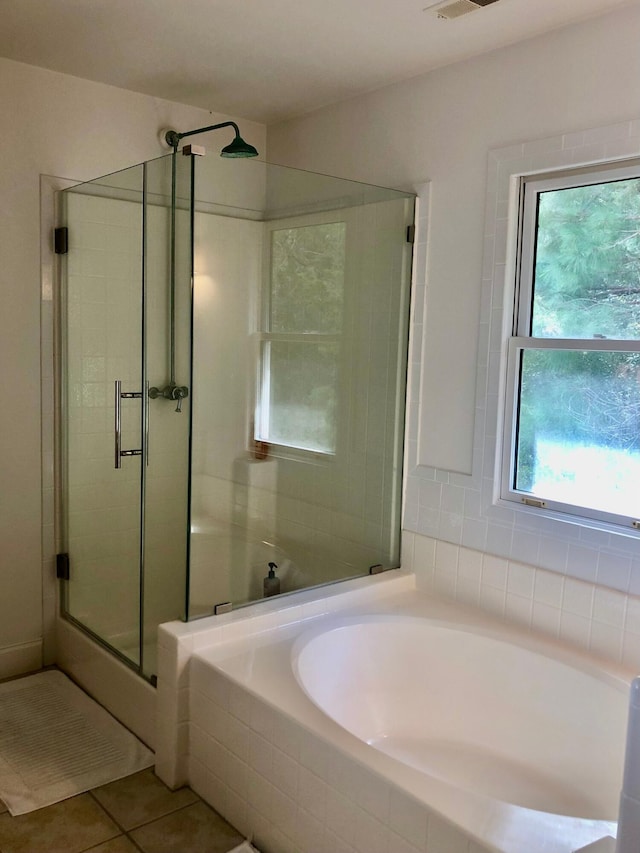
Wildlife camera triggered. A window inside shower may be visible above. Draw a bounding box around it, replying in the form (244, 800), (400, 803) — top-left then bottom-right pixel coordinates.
(57, 150), (415, 681)
(257, 216), (346, 455)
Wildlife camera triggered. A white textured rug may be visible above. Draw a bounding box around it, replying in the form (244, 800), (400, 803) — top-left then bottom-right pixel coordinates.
(0, 670), (154, 815)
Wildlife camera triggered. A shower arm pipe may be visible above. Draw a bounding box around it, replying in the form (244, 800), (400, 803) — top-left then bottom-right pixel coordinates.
(169, 144), (177, 386)
(160, 121), (257, 398)
(150, 146), (188, 406)
(165, 121), (242, 151)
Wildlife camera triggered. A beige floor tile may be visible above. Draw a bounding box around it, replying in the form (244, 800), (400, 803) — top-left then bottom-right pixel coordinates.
(0, 793), (119, 853)
(91, 768), (198, 830)
(83, 837), (140, 853)
(130, 801), (243, 853)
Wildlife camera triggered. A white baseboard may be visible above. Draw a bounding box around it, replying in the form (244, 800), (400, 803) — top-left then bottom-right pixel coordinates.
(0, 640), (42, 681)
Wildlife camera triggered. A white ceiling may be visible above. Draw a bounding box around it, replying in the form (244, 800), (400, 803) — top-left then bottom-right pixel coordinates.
(0, 0), (634, 125)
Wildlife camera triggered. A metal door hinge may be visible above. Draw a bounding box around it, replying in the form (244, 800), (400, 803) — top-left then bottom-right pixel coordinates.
(406, 224), (416, 244)
(54, 227), (68, 254)
(56, 553), (70, 580)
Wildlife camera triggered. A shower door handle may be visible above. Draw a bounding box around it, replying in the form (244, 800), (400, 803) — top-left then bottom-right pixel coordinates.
(114, 380), (143, 469)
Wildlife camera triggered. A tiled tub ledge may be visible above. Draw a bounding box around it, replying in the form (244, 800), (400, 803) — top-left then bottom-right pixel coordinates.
(155, 570), (632, 853)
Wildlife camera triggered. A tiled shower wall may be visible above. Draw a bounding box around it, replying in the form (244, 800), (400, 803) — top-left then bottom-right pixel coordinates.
(403, 120), (640, 604)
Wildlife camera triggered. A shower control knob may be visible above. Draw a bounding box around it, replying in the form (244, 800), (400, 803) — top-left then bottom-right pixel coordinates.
(148, 383), (189, 412)
(173, 385), (189, 413)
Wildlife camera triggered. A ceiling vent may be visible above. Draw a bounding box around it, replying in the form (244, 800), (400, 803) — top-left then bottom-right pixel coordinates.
(434, 0), (501, 20)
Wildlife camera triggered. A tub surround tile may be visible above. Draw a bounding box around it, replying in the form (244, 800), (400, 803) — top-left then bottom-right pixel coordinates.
(504, 592), (532, 628)
(293, 806), (325, 853)
(533, 569), (565, 608)
(531, 601), (561, 638)
(270, 786), (297, 839)
(388, 789), (428, 849)
(481, 555), (508, 590)
(427, 813), (475, 853)
(558, 613), (592, 655)
(299, 731), (330, 780)
(248, 730), (273, 779)
(354, 769), (390, 822)
(411, 531), (640, 670)
(325, 828), (357, 853)
(326, 788), (357, 846)
(562, 578), (595, 619)
(271, 746), (299, 799)
(246, 768), (273, 821)
(353, 807), (388, 853)
(593, 586), (627, 629)
(385, 830), (423, 853)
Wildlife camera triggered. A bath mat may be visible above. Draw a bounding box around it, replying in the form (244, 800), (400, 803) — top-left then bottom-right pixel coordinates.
(0, 669), (154, 815)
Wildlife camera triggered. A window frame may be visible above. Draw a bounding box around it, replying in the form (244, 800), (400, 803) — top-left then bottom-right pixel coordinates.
(255, 209), (353, 461)
(500, 158), (640, 531)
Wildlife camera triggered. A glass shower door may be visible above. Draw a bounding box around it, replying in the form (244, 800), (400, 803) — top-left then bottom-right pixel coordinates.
(60, 164), (145, 668)
(59, 153), (193, 680)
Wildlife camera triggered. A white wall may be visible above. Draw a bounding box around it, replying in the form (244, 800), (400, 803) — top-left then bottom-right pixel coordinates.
(267, 4), (640, 595)
(0, 55), (265, 679)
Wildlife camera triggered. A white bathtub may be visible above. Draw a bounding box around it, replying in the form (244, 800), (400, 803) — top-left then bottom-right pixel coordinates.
(293, 615), (626, 822)
(160, 572), (631, 853)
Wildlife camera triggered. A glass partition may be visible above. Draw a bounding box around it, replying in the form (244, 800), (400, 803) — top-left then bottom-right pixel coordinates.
(187, 156), (414, 616)
(58, 149), (414, 678)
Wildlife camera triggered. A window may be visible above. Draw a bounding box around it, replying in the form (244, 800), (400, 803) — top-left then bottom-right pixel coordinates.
(256, 216), (347, 455)
(502, 161), (640, 529)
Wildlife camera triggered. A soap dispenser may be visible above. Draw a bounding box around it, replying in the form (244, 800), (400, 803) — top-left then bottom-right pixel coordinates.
(263, 562), (280, 597)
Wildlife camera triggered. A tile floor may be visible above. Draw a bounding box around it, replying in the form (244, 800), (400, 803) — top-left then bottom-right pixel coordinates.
(0, 768), (244, 853)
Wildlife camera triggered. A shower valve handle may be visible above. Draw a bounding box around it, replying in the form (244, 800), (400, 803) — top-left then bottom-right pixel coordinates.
(149, 383), (189, 412)
(174, 387), (188, 413)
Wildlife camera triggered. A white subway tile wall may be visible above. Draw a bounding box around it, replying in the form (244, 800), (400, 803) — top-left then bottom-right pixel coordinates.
(403, 120), (640, 597)
(402, 530), (640, 672)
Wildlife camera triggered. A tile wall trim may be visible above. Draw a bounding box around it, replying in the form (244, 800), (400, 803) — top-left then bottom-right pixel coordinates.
(403, 117), (640, 594)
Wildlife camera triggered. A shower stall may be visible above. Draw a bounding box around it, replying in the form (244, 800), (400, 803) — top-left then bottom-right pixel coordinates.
(56, 134), (415, 683)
